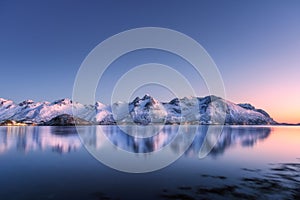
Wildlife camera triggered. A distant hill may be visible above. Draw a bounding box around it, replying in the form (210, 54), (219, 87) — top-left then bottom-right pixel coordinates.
(0, 95), (277, 126)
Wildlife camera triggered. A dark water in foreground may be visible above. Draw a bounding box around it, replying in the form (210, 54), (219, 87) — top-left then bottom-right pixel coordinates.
(0, 125), (299, 200)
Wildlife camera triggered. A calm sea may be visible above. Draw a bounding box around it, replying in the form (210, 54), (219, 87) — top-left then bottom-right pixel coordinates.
(0, 125), (299, 200)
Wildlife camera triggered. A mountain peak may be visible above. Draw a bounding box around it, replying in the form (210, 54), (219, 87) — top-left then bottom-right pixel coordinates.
(142, 94), (152, 100)
(0, 95), (277, 125)
(0, 98), (9, 102)
(131, 94), (160, 106)
(52, 98), (72, 105)
(95, 101), (107, 110)
(18, 100), (34, 106)
(238, 103), (256, 110)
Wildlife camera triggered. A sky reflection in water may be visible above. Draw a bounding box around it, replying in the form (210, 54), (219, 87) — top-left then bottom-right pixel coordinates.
(0, 125), (299, 200)
(0, 125), (271, 156)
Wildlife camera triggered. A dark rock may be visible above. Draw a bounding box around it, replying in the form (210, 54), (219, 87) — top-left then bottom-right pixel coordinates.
(43, 114), (92, 126)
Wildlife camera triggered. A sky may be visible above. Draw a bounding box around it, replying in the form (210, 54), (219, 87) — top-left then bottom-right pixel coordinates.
(0, 0), (299, 123)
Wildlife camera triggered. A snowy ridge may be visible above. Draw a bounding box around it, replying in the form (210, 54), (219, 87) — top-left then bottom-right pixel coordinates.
(0, 95), (277, 125)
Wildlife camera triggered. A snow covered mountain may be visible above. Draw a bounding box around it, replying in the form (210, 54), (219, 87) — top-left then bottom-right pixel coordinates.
(112, 94), (167, 125)
(0, 98), (112, 124)
(0, 95), (276, 125)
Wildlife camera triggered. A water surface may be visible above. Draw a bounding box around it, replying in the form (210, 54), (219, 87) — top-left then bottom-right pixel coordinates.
(0, 125), (299, 199)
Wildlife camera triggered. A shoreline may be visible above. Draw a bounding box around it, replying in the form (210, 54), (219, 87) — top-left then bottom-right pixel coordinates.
(0, 123), (299, 127)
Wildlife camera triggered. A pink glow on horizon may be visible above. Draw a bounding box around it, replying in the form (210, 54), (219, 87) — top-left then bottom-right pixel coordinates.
(225, 49), (300, 124)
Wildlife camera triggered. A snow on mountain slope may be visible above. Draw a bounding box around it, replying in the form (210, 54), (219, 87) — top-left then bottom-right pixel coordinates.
(164, 96), (276, 125)
(163, 96), (201, 124)
(0, 95), (276, 125)
(0, 98), (112, 124)
(0, 98), (18, 120)
(112, 94), (167, 125)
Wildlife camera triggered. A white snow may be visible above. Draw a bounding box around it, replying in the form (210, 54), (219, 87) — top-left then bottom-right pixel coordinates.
(0, 95), (275, 125)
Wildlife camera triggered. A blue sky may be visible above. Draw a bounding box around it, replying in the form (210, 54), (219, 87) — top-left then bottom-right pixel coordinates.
(0, 0), (299, 122)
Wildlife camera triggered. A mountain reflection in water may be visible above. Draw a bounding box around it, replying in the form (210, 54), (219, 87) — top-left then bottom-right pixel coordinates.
(0, 125), (271, 157)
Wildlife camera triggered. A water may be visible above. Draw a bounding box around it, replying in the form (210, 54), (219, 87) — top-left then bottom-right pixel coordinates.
(0, 125), (299, 200)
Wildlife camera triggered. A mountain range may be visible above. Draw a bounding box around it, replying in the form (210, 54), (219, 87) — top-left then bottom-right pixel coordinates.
(0, 95), (277, 126)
